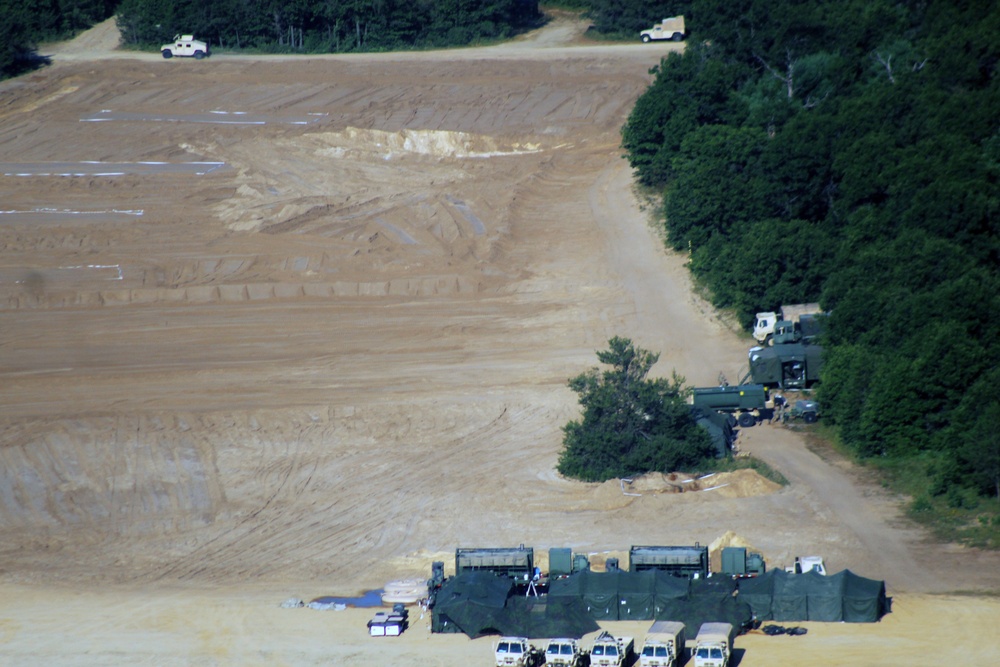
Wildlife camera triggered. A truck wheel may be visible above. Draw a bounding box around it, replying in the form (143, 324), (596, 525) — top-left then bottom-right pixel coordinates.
(161, 50), (173, 59)
(193, 50), (205, 60)
(803, 412), (818, 424)
(671, 32), (684, 41)
(737, 412), (756, 428)
(641, 35), (651, 43)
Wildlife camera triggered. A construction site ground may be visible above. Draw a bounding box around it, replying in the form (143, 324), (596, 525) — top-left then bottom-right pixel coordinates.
(1, 15), (999, 666)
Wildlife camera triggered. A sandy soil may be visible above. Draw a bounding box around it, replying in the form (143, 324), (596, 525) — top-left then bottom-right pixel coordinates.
(2, 16), (999, 666)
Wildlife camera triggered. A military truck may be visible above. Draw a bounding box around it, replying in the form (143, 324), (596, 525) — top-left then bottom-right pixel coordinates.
(545, 638), (590, 667)
(160, 35), (210, 59)
(640, 16), (686, 42)
(629, 545), (709, 579)
(753, 303), (823, 344)
(495, 637), (544, 667)
(590, 631), (634, 667)
(639, 620), (685, 667)
(720, 546), (766, 578)
(746, 343), (823, 390)
(692, 623), (734, 667)
(692, 384), (769, 428)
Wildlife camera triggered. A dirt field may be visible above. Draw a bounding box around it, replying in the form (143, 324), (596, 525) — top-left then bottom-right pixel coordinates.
(1, 16), (999, 666)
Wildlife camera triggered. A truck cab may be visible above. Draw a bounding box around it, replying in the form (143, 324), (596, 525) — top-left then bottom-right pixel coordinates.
(786, 556), (826, 575)
(545, 638), (588, 667)
(640, 16), (686, 42)
(495, 637), (543, 667)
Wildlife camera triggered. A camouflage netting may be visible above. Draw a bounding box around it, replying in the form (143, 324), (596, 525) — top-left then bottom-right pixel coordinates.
(432, 570), (752, 638)
(431, 571), (599, 639)
(737, 569), (889, 622)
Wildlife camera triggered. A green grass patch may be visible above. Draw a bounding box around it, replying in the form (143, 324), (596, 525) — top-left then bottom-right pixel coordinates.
(702, 456), (789, 486)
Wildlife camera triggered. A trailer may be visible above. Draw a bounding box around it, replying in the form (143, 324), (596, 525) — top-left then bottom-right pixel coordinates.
(455, 546), (533, 580)
(692, 384), (769, 428)
(629, 545), (709, 579)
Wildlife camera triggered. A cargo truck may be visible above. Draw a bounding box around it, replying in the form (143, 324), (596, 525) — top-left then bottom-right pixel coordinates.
(544, 638), (589, 667)
(692, 623), (734, 667)
(753, 303), (823, 344)
(590, 631), (634, 667)
(692, 384), (769, 428)
(640, 16), (686, 42)
(640, 620), (685, 667)
(746, 343), (823, 390)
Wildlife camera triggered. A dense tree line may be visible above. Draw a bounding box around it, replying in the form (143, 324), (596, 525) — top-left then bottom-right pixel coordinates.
(620, 0), (1000, 504)
(115, 0), (542, 52)
(0, 0), (116, 77)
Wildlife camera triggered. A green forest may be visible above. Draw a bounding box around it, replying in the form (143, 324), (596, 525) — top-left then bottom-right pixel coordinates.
(114, 0), (542, 53)
(0, 0), (541, 77)
(619, 0), (1000, 533)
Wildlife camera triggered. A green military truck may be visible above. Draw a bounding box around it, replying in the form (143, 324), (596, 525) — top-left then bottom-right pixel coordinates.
(746, 343), (823, 390)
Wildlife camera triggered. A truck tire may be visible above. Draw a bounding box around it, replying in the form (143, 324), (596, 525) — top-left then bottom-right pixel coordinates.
(737, 412), (756, 428)
(641, 35), (651, 43)
(803, 412), (818, 424)
(671, 32), (684, 41)
(161, 49), (173, 59)
(193, 50), (205, 60)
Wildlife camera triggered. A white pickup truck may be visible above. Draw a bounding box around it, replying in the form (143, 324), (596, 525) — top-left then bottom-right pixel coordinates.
(161, 35), (210, 59)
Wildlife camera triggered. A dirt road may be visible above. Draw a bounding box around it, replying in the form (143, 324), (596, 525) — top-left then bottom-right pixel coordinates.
(1, 15), (999, 666)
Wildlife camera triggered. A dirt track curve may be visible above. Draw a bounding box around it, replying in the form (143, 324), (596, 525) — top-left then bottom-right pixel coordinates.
(1, 15), (999, 667)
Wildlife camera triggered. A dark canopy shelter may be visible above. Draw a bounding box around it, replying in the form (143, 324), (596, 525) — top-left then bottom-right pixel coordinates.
(431, 572), (599, 638)
(737, 569), (888, 623)
(549, 570), (751, 634)
(548, 570), (621, 620)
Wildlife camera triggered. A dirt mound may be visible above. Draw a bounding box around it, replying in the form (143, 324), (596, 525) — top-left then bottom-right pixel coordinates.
(623, 469), (781, 498)
(581, 469), (781, 512)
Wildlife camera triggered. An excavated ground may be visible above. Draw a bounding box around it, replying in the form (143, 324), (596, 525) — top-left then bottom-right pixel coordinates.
(1, 16), (999, 666)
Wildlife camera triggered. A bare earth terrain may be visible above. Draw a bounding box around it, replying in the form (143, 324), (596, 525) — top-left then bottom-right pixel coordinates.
(1, 16), (999, 666)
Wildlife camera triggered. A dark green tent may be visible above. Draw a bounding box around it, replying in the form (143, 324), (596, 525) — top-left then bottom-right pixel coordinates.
(548, 570), (619, 620)
(431, 571), (512, 636)
(736, 570), (776, 619)
(619, 570), (657, 620)
(432, 572), (599, 638)
(841, 570), (889, 622)
(652, 571), (691, 615)
(736, 569), (888, 623)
